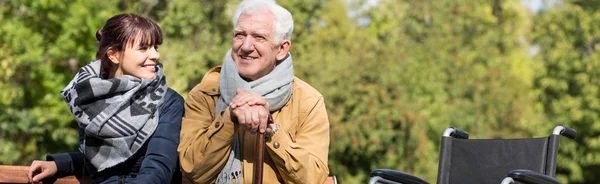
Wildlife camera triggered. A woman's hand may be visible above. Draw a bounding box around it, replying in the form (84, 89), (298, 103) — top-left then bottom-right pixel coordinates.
(28, 160), (58, 184)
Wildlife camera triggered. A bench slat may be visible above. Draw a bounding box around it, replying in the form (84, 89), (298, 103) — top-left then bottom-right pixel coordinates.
(1, 165), (336, 184)
(0, 166), (86, 184)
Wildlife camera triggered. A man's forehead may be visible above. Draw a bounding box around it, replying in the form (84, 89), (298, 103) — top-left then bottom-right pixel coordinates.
(237, 9), (275, 25)
(235, 15), (274, 32)
(234, 27), (270, 35)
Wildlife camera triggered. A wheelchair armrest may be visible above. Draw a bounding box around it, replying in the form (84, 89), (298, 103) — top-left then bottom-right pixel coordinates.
(554, 124), (576, 139)
(369, 169), (429, 184)
(506, 169), (561, 184)
(443, 127), (469, 139)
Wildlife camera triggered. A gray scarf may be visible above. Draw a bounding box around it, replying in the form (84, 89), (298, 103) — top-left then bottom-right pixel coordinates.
(61, 60), (167, 172)
(215, 49), (294, 184)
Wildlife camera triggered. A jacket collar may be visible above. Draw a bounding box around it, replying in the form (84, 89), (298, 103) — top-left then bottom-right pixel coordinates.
(198, 66), (221, 96)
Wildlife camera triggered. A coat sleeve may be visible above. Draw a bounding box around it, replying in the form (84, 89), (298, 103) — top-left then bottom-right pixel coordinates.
(178, 85), (237, 183)
(46, 152), (86, 178)
(266, 96), (330, 184)
(46, 128), (89, 178)
(124, 91), (184, 184)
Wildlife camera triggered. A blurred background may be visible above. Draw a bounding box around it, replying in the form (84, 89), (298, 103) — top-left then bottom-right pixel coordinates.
(1, 0), (599, 183)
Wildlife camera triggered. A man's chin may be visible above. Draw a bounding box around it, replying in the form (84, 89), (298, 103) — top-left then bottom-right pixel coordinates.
(238, 70), (260, 81)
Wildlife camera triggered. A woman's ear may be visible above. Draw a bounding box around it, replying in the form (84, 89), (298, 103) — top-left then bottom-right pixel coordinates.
(276, 40), (291, 61)
(107, 49), (120, 64)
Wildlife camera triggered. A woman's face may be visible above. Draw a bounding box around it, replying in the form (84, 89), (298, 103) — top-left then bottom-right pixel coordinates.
(110, 35), (160, 79)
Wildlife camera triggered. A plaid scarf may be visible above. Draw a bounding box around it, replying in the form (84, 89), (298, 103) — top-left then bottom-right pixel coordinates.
(61, 60), (167, 172)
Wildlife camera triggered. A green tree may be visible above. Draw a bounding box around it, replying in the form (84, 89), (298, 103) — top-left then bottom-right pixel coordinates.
(530, 2), (600, 183)
(0, 0), (121, 164)
(1, 1), (596, 184)
(152, 0), (234, 94)
(320, 0), (544, 183)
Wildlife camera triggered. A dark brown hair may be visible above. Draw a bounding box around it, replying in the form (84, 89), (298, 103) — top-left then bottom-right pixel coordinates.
(96, 13), (163, 74)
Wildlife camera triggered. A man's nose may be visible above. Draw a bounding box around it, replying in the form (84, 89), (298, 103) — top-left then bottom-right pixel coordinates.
(241, 37), (255, 52)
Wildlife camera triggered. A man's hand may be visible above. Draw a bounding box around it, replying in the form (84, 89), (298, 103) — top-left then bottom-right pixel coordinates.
(28, 160), (58, 184)
(230, 89), (270, 111)
(229, 89), (275, 134)
(231, 104), (270, 133)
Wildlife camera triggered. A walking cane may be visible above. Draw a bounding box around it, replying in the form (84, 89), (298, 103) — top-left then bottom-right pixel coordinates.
(255, 132), (265, 184)
(254, 115), (272, 184)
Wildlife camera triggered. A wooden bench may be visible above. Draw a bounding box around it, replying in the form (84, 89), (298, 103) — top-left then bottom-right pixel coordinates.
(0, 165), (87, 184)
(0, 165), (336, 184)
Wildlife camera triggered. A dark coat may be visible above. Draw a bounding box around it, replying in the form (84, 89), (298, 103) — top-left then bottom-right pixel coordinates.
(48, 88), (184, 184)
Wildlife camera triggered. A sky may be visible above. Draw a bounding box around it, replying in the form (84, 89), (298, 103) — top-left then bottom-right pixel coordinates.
(521, 0), (544, 12)
(347, 0), (550, 26)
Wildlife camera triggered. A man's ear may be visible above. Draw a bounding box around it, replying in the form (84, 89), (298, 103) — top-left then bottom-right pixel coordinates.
(107, 49), (120, 64)
(276, 40), (291, 61)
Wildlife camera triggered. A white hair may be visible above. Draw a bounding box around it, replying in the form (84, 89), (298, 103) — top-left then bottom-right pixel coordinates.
(232, 0), (294, 44)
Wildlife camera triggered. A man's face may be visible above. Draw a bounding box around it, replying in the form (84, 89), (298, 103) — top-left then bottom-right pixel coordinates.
(232, 9), (283, 81)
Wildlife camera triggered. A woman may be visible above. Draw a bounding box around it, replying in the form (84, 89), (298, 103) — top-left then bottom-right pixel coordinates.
(27, 13), (184, 184)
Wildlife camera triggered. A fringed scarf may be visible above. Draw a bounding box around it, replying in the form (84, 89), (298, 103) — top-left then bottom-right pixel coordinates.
(61, 60), (167, 172)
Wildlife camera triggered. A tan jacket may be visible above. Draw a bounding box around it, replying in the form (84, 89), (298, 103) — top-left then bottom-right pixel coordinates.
(179, 66), (330, 184)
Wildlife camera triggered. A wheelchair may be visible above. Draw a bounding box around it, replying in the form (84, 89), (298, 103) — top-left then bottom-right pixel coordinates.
(369, 125), (577, 184)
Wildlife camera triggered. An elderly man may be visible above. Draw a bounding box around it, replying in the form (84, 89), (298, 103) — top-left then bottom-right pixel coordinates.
(178, 0), (330, 183)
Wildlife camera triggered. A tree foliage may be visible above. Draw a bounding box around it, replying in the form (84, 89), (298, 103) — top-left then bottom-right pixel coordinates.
(530, 2), (600, 183)
(0, 0), (598, 183)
